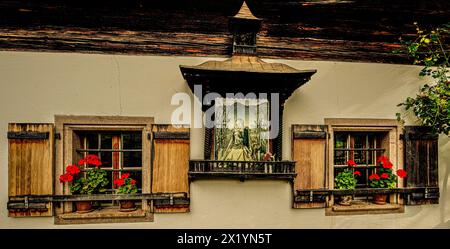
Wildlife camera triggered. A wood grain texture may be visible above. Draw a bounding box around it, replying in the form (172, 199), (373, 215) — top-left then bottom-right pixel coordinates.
(0, 0), (448, 63)
(152, 124), (190, 213)
(8, 123), (54, 217)
(292, 124), (328, 208)
(403, 126), (439, 205)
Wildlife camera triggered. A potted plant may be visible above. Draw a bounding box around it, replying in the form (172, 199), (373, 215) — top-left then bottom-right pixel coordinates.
(369, 156), (407, 205)
(59, 154), (109, 213)
(114, 173), (138, 212)
(334, 160), (360, 206)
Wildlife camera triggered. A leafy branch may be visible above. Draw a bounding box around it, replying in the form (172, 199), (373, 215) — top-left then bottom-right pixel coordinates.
(395, 23), (450, 135)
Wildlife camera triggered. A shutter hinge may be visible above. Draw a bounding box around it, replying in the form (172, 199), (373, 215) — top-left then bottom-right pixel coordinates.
(169, 195), (174, 206)
(310, 191), (313, 202)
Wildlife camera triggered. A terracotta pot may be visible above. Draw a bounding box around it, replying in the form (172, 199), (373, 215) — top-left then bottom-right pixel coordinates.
(119, 200), (136, 212)
(373, 194), (388, 205)
(338, 195), (353, 206)
(76, 201), (93, 213)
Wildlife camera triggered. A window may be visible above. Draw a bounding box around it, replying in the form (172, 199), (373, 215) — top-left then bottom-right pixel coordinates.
(325, 119), (404, 214)
(213, 98), (270, 161)
(54, 115), (153, 224)
(75, 131), (143, 205)
(334, 131), (387, 188)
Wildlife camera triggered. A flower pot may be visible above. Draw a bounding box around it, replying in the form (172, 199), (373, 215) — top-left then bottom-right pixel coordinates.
(119, 200), (136, 212)
(373, 194), (388, 205)
(76, 201), (93, 213)
(338, 195), (353, 206)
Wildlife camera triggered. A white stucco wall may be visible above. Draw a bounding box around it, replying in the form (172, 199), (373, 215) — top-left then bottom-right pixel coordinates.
(0, 51), (448, 228)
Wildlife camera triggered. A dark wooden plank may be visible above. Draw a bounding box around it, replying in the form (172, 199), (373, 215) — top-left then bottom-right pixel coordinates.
(153, 131), (190, 140)
(7, 131), (49, 139)
(428, 139), (439, 187)
(293, 131), (327, 139)
(0, 0), (448, 63)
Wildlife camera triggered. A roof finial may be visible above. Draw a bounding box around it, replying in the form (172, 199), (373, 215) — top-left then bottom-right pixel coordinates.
(234, 0), (258, 20)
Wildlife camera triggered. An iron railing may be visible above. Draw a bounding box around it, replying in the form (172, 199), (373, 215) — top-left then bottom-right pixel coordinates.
(189, 160), (296, 180)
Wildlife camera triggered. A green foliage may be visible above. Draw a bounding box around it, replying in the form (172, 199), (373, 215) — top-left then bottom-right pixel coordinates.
(395, 22), (450, 135)
(70, 167), (109, 194)
(335, 168), (357, 190)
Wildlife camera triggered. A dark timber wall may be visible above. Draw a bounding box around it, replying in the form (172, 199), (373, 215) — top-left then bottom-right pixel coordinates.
(0, 0), (449, 63)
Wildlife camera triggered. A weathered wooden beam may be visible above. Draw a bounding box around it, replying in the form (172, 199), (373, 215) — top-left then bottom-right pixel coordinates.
(0, 0), (448, 64)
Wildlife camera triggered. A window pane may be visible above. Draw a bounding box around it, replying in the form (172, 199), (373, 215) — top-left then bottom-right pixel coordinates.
(214, 98), (270, 161)
(353, 150), (366, 165)
(105, 171), (114, 190)
(334, 133), (347, 148)
(334, 151), (346, 165)
(123, 132), (142, 149)
(86, 133), (99, 149)
(100, 151), (112, 168)
(352, 134), (365, 149)
(355, 168), (368, 187)
(123, 151), (142, 167)
(100, 134), (112, 149)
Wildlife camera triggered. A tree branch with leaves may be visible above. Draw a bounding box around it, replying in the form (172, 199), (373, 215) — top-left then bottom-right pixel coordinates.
(395, 22), (450, 135)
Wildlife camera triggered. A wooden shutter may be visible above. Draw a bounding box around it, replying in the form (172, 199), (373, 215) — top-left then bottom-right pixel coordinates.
(292, 125), (328, 208)
(7, 123), (54, 217)
(151, 124), (190, 213)
(403, 126), (439, 205)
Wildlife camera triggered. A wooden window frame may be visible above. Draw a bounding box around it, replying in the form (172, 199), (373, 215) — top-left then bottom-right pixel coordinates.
(54, 115), (153, 224)
(324, 118), (405, 215)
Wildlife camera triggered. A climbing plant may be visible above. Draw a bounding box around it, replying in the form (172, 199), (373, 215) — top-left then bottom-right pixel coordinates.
(395, 22), (450, 135)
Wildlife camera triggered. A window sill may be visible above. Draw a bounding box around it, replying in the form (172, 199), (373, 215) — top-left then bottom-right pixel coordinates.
(325, 201), (404, 216)
(55, 207), (153, 224)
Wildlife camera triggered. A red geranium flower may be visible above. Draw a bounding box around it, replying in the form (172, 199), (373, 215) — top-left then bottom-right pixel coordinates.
(382, 161), (393, 169)
(79, 155), (102, 167)
(66, 165), (80, 175)
(381, 173), (390, 179)
(377, 156), (388, 164)
(114, 178), (125, 187)
(369, 173), (380, 180)
(353, 170), (361, 176)
(59, 173), (73, 183)
(122, 173), (130, 179)
(130, 179), (137, 185)
(347, 160), (357, 167)
(396, 169), (407, 178)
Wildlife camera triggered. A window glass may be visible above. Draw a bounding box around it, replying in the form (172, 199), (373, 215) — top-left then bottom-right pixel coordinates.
(214, 98), (270, 161)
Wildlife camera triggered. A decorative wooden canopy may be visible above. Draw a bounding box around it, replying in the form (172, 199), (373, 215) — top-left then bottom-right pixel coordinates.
(179, 1), (317, 106)
(180, 1), (317, 162)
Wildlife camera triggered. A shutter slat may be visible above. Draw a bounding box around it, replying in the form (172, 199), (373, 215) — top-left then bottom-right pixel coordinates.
(8, 123), (54, 217)
(404, 126), (439, 205)
(292, 124), (328, 209)
(151, 124), (190, 213)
